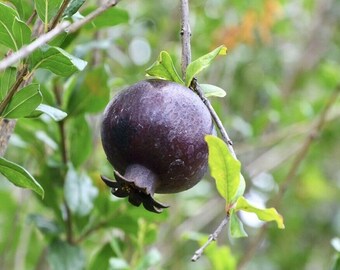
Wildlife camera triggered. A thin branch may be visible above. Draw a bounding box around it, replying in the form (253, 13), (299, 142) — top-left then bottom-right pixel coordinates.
(49, 0), (71, 30)
(191, 79), (237, 159)
(26, 10), (37, 25)
(0, 22), (69, 71)
(53, 83), (74, 244)
(237, 85), (340, 270)
(74, 218), (112, 244)
(191, 215), (229, 261)
(179, 0), (237, 262)
(67, 0), (121, 32)
(180, 0), (191, 79)
(0, 66), (28, 115)
(0, 0), (121, 72)
(0, 119), (16, 157)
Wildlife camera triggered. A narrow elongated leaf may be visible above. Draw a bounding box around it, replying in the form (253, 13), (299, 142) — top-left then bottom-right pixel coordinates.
(200, 84), (226, 98)
(66, 66), (109, 115)
(229, 211), (248, 238)
(235, 196), (285, 229)
(185, 45), (227, 86)
(2, 84), (42, 118)
(83, 7), (129, 28)
(0, 157), (44, 197)
(47, 239), (85, 270)
(0, 67), (16, 100)
(0, 2), (19, 50)
(145, 51), (184, 84)
(29, 45), (87, 77)
(12, 17), (31, 48)
(35, 0), (63, 27)
(205, 135), (241, 204)
(68, 115), (92, 167)
(64, 166), (98, 216)
(29, 104), (67, 121)
(63, 0), (86, 17)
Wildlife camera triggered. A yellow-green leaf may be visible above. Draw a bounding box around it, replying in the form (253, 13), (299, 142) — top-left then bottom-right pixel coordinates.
(205, 135), (241, 204)
(235, 196), (285, 229)
(185, 45), (227, 86)
(200, 84), (227, 98)
(229, 210), (248, 238)
(145, 51), (184, 84)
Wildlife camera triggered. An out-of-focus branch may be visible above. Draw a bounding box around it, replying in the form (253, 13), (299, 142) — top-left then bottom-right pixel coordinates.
(0, 119), (16, 157)
(281, 0), (335, 98)
(237, 85), (340, 270)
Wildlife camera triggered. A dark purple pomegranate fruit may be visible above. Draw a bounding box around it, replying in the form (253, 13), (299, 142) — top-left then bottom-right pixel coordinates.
(101, 79), (213, 213)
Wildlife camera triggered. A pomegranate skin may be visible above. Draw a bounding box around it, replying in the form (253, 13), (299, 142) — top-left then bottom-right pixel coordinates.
(101, 79), (213, 211)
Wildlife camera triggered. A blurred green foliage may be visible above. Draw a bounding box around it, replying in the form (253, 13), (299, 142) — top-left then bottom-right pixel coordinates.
(0, 0), (340, 269)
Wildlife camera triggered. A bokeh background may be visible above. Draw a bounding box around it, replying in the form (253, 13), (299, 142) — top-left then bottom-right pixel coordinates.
(0, 0), (340, 269)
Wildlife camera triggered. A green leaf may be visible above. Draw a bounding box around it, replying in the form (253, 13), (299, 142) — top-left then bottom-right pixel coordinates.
(318, 61), (340, 89)
(145, 51), (184, 84)
(31, 104), (68, 121)
(66, 66), (109, 115)
(229, 211), (248, 238)
(0, 157), (44, 197)
(12, 17), (31, 48)
(185, 45), (227, 86)
(235, 196), (285, 229)
(205, 135), (241, 204)
(47, 239), (85, 270)
(8, 0), (33, 20)
(331, 255), (340, 270)
(0, 67), (16, 100)
(63, 0), (86, 17)
(68, 115), (92, 167)
(29, 45), (87, 77)
(35, 0), (63, 28)
(2, 83), (42, 118)
(0, 2), (19, 50)
(89, 243), (115, 270)
(200, 84), (227, 98)
(203, 243), (237, 270)
(83, 7), (129, 29)
(48, 31), (68, 47)
(64, 166), (98, 216)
